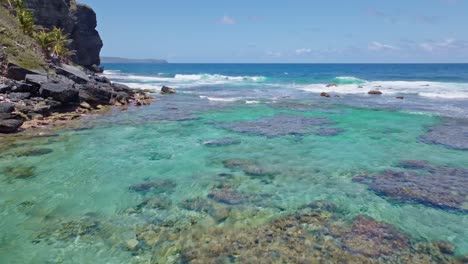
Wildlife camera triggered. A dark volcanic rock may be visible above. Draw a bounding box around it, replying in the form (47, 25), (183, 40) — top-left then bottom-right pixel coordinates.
(12, 81), (36, 94)
(0, 102), (14, 113)
(161, 86), (176, 94)
(0, 83), (12, 93)
(78, 83), (113, 104)
(55, 64), (90, 84)
(24, 1), (103, 68)
(203, 138), (241, 147)
(25, 74), (48, 88)
(71, 4), (103, 67)
(0, 113), (24, 133)
(419, 119), (468, 150)
(353, 162), (468, 212)
(6, 63), (45, 81)
(320, 92), (331, 97)
(9, 92), (32, 101)
(40, 82), (79, 104)
(218, 114), (335, 138)
(368, 90), (383, 95)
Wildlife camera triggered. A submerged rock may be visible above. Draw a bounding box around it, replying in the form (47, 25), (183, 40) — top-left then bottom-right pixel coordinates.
(419, 119), (468, 150)
(320, 92), (331, 97)
(218, 114), (336, 138)
(3, 166), (36, 179)
(203, 138), (241, 147)
(341, 215), (409, 257)
(35, 217), (100, 243)
(129, 179), (176, 194)
(10, 148), (53, 157)
(223, 159), (276, 180)
(208, 185), (249, 205)
(353, 162), (468, 212)
(179, 201), (456, 263)
(180, 197), (230, 222)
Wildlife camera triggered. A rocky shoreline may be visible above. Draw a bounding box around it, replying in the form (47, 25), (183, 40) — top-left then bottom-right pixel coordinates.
(0, 60), (154, 133)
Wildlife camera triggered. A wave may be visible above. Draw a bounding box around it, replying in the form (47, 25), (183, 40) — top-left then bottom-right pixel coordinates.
(103, 70), (267, 88)
(298, 80), (468, 99)
(103, 70), (468, 99)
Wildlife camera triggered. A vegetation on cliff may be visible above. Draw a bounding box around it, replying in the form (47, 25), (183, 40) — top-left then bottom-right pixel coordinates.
(0, 0), (46, 70)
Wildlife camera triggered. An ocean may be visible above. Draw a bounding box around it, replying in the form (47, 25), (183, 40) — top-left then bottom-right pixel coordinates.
(0, 63), (467, 263)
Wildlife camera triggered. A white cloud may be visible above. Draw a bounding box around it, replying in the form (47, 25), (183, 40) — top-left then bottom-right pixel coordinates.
(266, 51), (283, 58)
(219, 15), (236, 25)
(419, 39), (456, 52)
(295, 48), (312, 55)
(368, 41), (399, 51)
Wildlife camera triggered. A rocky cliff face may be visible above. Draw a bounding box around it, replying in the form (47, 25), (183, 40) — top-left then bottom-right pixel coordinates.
(23, 0), (103, 69)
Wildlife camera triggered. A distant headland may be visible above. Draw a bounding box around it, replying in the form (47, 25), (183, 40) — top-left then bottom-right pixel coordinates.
(101, 57), (168, 64)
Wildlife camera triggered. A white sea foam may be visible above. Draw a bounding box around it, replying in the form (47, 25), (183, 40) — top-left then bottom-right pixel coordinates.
(199, 96), (241, 102)
(103, 70), (267, 88)
(298, 80), (468, 99)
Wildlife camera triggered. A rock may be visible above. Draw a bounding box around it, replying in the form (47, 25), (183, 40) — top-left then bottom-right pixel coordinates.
(129, 179), (177, 194)
(0, 102), (14, 113)
(79, 102), (92, 110)
(208, 186), (247, 205)
(419, 119), (468, 150)
(203, 138), (241, 147)
(218, 114), (335, 138)
(320, 92), (330, 97)
(12, 81), (36, 94)
(112, 83), (133, 93)
(94, 76), (110, 84)
(40, 82), (79, 104)
(9, 92), (32, 101)
(3, 166), (36, 179)
(341, 215), (409, 257)
(396, 96), (404, 99)
(11, 148), (53, 157)
(78, 83), (113, 104)
(313, 127), (344, 136)
(0, 114), (24, 133)
(6, 63), (45, 81)
(353, 163), (468, 212)
(368, 90), (382, 95)
(54, 64), (90, 84)
(0, 84), (12, 93)
(161, 86), (176, 94)
(434, 241), (455, 255)
(23, 1), (103, 68)
(70, 4), (103, 68)
(136, 197), (172, 210)
(25, 74), (48, 88)
(326, 83), (338, 87)
(126, 239), (139, 251)
(90, 64), (104, 73)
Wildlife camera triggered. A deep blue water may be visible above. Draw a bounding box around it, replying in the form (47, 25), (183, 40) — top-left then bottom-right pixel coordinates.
(102, 63), (468, 83)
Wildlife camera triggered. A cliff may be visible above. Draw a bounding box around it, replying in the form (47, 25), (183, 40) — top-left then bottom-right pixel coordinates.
(23, 0), (103, 69)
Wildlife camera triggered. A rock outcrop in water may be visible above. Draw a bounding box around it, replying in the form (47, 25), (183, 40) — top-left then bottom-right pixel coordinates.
(419, 119), (468, 150)
(23, 0), (103, 69)
(353, 161), (468, 212)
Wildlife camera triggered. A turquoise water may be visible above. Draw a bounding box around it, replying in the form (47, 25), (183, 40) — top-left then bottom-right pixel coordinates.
(1, 64), (468, 263)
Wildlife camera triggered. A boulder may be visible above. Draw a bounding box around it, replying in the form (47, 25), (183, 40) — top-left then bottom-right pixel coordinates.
(161, 86), (176, 94)
(25, 74), (48, 88)
(368, 90), (382, 95)
(6, 63), (45, 81)
(0, 84), (12, 93)
(40, 82), (79, 104)
(55, 64), (90, 84)
(112, 83), (133, 94)
(0, 114), (24, 133)
(94, 76), (111, 84)
(320, 92), (330, 97)
(0, 102), (14, 113)
(78, 83), (113, 104)
(12, 82), (37, 94)
(326, 83), (338, 87)
(9, 92), (32, 101)
(396, 96), (404, 99)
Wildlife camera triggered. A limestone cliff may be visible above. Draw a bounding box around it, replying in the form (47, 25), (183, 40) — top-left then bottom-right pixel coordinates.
(23, 0), (103, 69)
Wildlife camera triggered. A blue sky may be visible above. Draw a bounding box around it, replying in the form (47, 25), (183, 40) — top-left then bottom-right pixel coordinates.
(79, 0), (468, 63)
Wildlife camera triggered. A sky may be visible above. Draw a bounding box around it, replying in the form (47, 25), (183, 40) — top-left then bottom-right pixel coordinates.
(79, 0), (468, 63)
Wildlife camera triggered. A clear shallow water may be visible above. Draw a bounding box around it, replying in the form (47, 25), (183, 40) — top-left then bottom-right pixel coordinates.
(1, 64), (468, 263)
